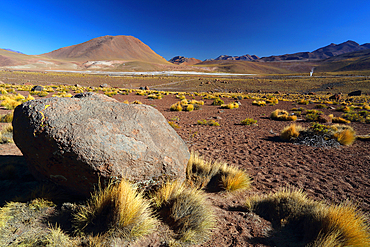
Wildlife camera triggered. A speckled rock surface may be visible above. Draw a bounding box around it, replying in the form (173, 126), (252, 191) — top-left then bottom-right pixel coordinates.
(12, 93), (189, 196)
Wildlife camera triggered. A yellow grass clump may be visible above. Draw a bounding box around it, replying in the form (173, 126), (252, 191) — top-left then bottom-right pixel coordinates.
(152, 181), (216, 243)
(73, 179), (157, 240)
(280, 124), (305, 141)
(240, 117), (257, 125)
(246, 188), (370, 246)
(0, 111), (13, 123)
(170, 102), (183, 111)
(219, 164), (252, 192)
(186, 152), (251, 192)
(332, 116), (351, 124)
(334, 128), (356, 146)
(197, 119), (220, 126)
(270, 109), (297, 121)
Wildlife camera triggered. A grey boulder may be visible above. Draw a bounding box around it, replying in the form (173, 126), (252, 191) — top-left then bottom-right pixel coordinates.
(13, 93), (190, 196)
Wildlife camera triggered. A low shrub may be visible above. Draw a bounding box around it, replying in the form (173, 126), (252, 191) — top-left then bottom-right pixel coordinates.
(170, 102), (182, 111)
(315, 104), (327, 109)
(332, 117), (350, 124)
(252, 100), (266, 106)
(297, 99), (309, 105)
(220, 102), (239, 109)
(270, 109), (297, 121)
(147, 94), (162, 99)
(168, 121), (180, 129)
(0, 112), (13, 123)
(212, 98), (224, 106)
(197, 119), (220, 126)
(240, 118), (257, 125)
(266, 97), (279, 106)
(282, 122), (356, 147)
(189, 100), (204, 105)
(305, 110), (324, 122)
(183, 104), (194, 112)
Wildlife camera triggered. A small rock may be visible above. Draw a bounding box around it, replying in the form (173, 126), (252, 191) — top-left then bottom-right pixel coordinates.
(329, 93), (341, 101)
(317, 114), (332, 123)
(31, 85), (44, 92)
(99, 83), (110, 88)
(348, 90), (362, 96)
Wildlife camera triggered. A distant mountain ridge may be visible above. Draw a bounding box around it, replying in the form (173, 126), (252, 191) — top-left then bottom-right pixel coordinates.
(168, 56), (202, 65)
(1, 48), (24, 54)
(214, 54), (259, 61)
(258, 40), (370, 62)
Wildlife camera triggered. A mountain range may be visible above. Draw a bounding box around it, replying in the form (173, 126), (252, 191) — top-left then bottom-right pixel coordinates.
(1, 36), (370, 73)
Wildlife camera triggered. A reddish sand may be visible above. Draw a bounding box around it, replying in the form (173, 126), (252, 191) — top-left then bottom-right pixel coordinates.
(1, 92), (369, 246)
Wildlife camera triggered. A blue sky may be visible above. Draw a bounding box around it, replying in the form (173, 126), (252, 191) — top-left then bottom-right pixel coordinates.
(1, 0), (370, 60)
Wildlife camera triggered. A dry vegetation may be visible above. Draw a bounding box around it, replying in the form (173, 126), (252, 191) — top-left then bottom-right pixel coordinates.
(1, 70), (370, 246)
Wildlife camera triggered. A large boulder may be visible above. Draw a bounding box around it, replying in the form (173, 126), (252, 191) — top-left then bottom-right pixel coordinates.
(13, 93), (190, 196)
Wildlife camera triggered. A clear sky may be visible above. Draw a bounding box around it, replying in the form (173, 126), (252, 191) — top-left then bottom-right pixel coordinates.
(1, 0), (370, 60)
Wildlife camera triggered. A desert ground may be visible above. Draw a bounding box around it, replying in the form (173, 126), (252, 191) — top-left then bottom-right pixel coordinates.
(0, 70), (369, 246)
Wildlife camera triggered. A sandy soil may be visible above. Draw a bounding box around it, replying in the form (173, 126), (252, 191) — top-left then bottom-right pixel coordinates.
(1, 91), (369, 246)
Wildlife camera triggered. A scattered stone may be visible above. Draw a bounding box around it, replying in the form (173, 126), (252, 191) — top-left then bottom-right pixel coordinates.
(31, 85), (44, 92)
(308, 92), (316, 95)
(99, 83), (110, 88)
(329, 93), (341, 101)
(317, 114), (332, 123)
(348, 90), (362, 96)
(13, 93), (190, 197)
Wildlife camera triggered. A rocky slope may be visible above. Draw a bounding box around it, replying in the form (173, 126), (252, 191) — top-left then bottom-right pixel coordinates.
(42, 35), (169, 64)
(168, 56), (202, 65)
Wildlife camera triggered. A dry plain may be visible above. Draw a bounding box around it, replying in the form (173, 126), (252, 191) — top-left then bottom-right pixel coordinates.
(0, 70), (370, 246)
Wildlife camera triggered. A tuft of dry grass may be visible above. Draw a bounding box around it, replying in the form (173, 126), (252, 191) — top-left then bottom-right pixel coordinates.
(197, 119), (220, 126)
(271, 109), (297, 121)
(168, 121), (180, 129)
(186, 152), (251, 192)
(246, 188), (370, 246)
(186, 152), (223, 190)
(220, 102), (239, 109)
(0, 111), (13, 123)
(311, 202), (370, 247)
(334, 128), (356, 146)
(240, 117), (257, 125)
(170, 102), (182, 111)
(152, 181), (216, 243)
(45, 224), (74, 247)
(219, 164), (252, 192)
(280, 124), (305, 141)
(0, 123), (13, 144)
(332, 116), (351, 123)
(73, 179), (157, 240)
